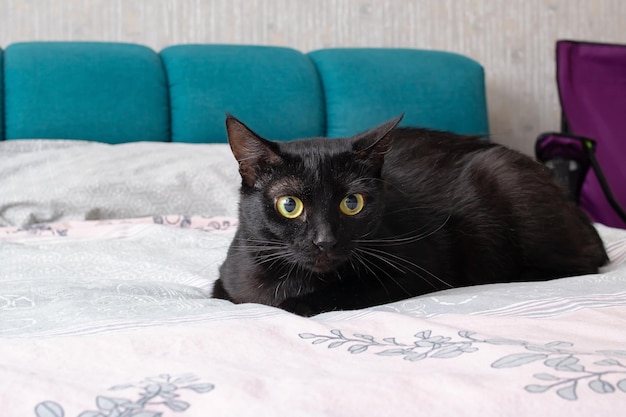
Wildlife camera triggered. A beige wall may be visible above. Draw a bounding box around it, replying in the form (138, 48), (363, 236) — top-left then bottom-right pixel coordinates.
(1, 0), (624, 155)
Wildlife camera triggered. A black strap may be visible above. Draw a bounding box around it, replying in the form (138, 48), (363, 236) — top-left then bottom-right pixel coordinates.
(582, 139), (626, 224)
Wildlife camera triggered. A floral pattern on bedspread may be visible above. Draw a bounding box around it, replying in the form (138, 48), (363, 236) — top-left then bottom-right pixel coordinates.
(0, 215), (237, 241)
(300, 329), (626, 401)
(35, 374), (214, 417)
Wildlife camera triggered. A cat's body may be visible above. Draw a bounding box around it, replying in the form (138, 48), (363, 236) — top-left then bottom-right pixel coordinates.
(212, 115), (608, 316)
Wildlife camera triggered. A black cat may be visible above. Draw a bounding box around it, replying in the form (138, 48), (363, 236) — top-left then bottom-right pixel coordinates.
(212, 115), (608, 316)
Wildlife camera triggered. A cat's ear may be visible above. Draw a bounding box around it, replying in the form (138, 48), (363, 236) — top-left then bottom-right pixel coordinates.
(226, 115), (283, 187)
(352, 114), (404, 167)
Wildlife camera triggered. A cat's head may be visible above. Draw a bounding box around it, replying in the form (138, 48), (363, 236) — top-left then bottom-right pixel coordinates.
(226, 115), (402, 274)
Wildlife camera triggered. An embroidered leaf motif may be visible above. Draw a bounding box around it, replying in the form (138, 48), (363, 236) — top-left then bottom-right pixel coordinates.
(34, 402), (65, 417)
(617, 379), (626, 392)
(589, 380), (615, 394)
(377, 348), (408, 356)
(525, 384), (551, 393)
(172, 374), (199, 384)
(109, 384), (133, 391)
(186, 383), (215, 393)
(594, 359), (620, 366)
(492, 353), (548, 368)
(404, 353), (427, 362)
(348, 344), (368, 354)
(533, 373), (560, 381)
(431, 346), (464, 359)
(96, 396), (129, 411)
(557, 383), (578, 401)
(158, 383), (177, 393)
(77, 412), (107, 417)
(545, 341), (574, 348)
(483, 338), (526, 346)
(597, 350), (626, 357)
(544, 356), (584, 372)
(145, 383), (162, 394)
(526, 345), (561, 353)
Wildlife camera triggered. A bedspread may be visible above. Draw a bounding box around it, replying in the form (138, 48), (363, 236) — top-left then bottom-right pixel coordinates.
(2, 215), (626, 416)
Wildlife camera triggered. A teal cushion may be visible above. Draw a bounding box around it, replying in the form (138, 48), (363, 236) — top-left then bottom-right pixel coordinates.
(4, 42), (169, 143)
(161, 45), (325, 143)
(0, 48), (3, 140)
(308, 48), (489, 137)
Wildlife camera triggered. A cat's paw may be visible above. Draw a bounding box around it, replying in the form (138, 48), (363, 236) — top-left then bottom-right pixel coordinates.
(211, 279), (232, 301)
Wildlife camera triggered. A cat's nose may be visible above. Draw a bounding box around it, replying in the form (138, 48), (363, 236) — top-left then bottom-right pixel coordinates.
(314, 236), (337, 252)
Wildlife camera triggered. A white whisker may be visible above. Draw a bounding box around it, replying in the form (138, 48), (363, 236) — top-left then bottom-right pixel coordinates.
(354, 215), (450, 246)
(351, 247), (415, 295)
(356, 245), (451, 289)
(349, 250), (393, 297)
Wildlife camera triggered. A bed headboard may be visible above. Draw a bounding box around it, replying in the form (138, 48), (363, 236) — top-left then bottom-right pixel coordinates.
(0, 42), (489, 143)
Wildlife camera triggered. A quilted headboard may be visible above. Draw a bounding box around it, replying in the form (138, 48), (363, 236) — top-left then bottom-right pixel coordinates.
(0, 42), (489, 143)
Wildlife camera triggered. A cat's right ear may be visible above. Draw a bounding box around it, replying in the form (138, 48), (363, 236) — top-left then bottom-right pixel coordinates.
(225, 115), (283, 187)
(352, 114), (404, 168)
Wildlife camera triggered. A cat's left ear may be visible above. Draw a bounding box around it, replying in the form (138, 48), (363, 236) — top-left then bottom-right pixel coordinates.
(225, 115), (283, 187)
(352, 114), (404, 167)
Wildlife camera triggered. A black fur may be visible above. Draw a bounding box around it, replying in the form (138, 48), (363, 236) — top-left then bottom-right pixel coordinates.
(212, 115), (608, 316)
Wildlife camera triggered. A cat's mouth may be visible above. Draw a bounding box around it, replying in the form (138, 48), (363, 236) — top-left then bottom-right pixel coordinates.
(307, 253), (344, 273)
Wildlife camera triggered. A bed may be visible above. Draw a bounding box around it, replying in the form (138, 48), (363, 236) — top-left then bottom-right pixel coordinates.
(1, 42), (625, 416)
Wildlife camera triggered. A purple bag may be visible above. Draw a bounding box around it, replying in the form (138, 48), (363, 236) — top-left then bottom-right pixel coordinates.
(536, 40), (626, 229)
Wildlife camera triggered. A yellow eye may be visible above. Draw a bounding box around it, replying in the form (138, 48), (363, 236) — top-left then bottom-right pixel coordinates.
(340, 193), (365, 216)
(276, 196), (304, 219)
